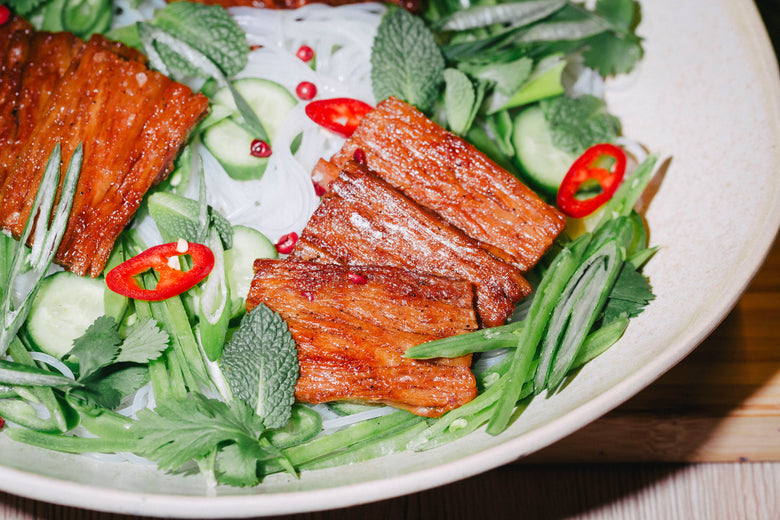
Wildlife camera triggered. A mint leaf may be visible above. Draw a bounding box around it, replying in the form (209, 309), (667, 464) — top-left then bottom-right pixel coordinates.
(458, 56), (533, 97)
(69, 316), (122, 381)
(541, 94), (621, 155)
(147, 192), (233, 250)
(443, 69), (482, 136)
(219, 304), (298, 429)
(602, 262), (654, 324)
(116, 319), (170, 365)
(149, 2), (248, 78)
(132, 394), (267, 471)
(371, 8), (445, 113)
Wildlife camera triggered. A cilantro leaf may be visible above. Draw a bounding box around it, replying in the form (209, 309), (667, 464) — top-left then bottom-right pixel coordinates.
(132, 394), (267, 471)
(116, 319), (170, 365)
(582, 31), (643, 77)
(602, 262), (655, 324)
(371, 8), (445, 114)
(4, 0), (45, 16)
(219, 304), (298, 429)
(215, 443), (261, 487)
(69, 316), (122, 381)
(541, 94), (621, 155)
(582, 0), (643, 76)
(68, 316), (168, 382)
(73, 366), (150, 409)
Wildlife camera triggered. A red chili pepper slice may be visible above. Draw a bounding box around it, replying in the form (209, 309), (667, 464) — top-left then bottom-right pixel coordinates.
(557, 143), (627, 218)
(304, 98), (373, 138)
(105, 242), (215, 301)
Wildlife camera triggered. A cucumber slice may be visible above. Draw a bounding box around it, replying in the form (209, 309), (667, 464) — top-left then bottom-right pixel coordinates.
(266, 404), (323, 449)
(328, 401), (386, 416)
(224, 225), (277, 309)
(25, 272), (106, 359)
(203, 78), (296, 181)
(512, 104), (576, 197)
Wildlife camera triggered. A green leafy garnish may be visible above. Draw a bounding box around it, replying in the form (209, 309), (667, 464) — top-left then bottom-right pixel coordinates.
(68, 316), (169, 381)
(147, 191), (233, 250)
(219, 304), (298, 429)
(371, 8), (445, 113)
(541, 94), (621, 154)
(582, 0), (643, 76)
(442, 68), (484, 135)
(147, 2), (248, 78)
(602, 263), (655, 323)
(132, 393), (268, 473)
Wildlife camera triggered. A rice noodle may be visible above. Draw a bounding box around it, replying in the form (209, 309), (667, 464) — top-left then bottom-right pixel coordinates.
(29, 351), (75, 380)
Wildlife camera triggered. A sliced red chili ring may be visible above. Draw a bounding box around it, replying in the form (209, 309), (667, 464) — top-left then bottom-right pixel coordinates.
(105, 241), (215, 301)
(0, 5), (10, 26)
(304, 98), (373, 138)
(275, 232), (298, 255)
(557, 143), (627, 218)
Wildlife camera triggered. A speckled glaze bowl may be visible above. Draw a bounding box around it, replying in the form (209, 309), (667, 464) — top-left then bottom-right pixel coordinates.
(1, 0), (778, 516)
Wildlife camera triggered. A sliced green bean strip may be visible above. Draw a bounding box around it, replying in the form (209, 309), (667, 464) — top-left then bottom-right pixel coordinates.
(5, 427), (140, 454)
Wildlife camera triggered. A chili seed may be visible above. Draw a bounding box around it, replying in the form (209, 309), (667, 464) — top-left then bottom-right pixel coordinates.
(312, 180), (327, 197)
(296, 81), (317, 101)
(275, 232), (298, 255)
(250, 139), (272, 158)
(296, 45), (314, 62)
(353, 148), (366, 165)
(348, 272), (367, 285)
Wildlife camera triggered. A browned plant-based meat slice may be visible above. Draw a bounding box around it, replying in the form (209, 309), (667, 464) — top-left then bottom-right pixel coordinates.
(328, 97), (566, 271)
(246, 259), (479, 417)
(0, 34), (209, 277)
(0, 30), (84, 185)
(292, 161), (531, 327)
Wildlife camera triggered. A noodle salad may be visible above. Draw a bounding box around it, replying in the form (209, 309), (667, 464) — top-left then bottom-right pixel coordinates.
(0, 0), (659, 487)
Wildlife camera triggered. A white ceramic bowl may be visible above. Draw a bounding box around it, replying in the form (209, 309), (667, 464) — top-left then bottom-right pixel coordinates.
(1, 0), (779, 516)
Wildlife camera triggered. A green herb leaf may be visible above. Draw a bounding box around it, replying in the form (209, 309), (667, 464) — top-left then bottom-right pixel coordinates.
(149, 2), (248, 77)
(581, 0), (643, 75)
(541, 94), (621, 155)
(582, 31), (643, 76)
(215, 443), (261, 487)
(602, 262), (655, 323)
(7, 0), (46, 16)
(73, 365), (150, 409)
(69, 315), (122, 381)
(132, 393), (267, 471)
(219, 303), (298, 429)
(147, 192), (233, 250)
(443, 69), (482, 136)
(371, 8), (445, 113)
(116, 318), (170, 365)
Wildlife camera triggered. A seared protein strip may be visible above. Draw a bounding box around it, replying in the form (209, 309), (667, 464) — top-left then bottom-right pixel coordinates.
(0, 32), (209, 277)
(292, 161), (531, 327)
(246, 260), (478, 417)
(325, 97), (566, 271)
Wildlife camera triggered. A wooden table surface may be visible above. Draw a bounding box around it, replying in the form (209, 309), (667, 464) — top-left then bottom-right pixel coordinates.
(2, 3), (779, 520)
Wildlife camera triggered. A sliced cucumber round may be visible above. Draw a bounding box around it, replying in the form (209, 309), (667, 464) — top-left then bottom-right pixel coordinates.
(266, 404), (323, 449)
(203, 78), (297, 182)
(512, 104), (577, 197)
(25, 271), (106, 359)
(225, 225), (277, 313)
